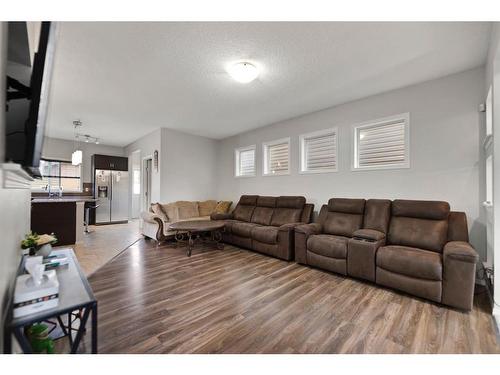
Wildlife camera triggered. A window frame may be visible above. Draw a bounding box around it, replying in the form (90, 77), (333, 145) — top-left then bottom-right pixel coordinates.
(352, 113), (410, 171)
(31, 158), (83, 193)
(262, 137), (291, 176)
(299, 127), (338, 174)
(234, 145), (256, 178)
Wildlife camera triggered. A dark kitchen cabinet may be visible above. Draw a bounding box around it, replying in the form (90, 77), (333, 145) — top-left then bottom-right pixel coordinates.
(92, 154), (128, 171)
(31, 202), (76, 246)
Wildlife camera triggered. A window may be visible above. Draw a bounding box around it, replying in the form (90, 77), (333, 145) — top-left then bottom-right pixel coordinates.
(235, 145), (256, 177)
(353, 113), (410, 170)
(300, 128), (338, 173)
(263, 138), (290, 176)
(31, 159), (82, 192)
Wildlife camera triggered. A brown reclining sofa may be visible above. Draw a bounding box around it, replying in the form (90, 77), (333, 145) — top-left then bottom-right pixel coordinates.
(295, 198), (478, 310)
(211, 195), (314, 260)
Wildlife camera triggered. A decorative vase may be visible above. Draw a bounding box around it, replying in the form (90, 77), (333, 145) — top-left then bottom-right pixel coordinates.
(37, 243), (53, 257)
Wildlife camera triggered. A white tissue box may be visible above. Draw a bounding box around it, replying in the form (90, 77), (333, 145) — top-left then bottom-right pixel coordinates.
(13, 270), (59, 318)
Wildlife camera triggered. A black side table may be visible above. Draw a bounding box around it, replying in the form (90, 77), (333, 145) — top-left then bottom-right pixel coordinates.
(4, 248), (97, 354)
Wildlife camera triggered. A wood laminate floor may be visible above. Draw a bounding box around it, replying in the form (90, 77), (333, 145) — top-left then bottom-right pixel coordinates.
(57, 220), (141, 276)
(87, 239), (500, 354)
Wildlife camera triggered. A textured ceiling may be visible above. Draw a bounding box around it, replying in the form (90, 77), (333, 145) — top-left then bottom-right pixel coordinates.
(45, 22), (491, 146)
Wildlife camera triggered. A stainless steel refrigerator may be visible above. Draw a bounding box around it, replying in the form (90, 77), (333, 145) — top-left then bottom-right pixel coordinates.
(94, 169), (129, 224)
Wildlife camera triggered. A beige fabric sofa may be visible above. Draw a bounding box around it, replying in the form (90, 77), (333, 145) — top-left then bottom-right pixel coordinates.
(141, 200), (225, 242)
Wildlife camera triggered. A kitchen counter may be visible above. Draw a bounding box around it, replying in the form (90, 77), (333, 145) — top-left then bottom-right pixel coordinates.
(31, 196), (98, 203)
(31, 198), (98, 246)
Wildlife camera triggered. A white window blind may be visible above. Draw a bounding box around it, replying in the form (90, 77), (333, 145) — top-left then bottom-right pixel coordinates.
(354, 114), (409, 170)
(235, 146), (256, 177)
(264, 138), (290, 175)
(300, 128), (337, 173)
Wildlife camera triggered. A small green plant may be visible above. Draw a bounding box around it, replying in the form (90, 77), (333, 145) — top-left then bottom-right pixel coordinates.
(21, 232), (58, 251)
(21, 231), (39, 249)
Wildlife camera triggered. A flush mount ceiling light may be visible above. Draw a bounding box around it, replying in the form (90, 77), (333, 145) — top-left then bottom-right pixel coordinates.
(227, 62), (259, 83)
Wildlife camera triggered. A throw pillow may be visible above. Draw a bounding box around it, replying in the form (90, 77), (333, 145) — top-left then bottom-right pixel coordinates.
(151, 203), (168, 222)
(215, 201), (232, 214)
(198, 200), (218, 217)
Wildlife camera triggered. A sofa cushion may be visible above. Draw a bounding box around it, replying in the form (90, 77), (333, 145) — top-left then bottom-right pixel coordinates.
(160, 202), (179, 222)
(215, 201), (232, 214)
(257, 196), (277, 208)
(327, 198), (365, 214)
(221, 219), (240, 234)
(270, 208), (302, 226)
(251, 207), (274, 225)
(388, 217), (448, 253)
(176, 201), (199, 219)
(232, 222), (259, 237)
(277, 196), (306, 209)
(377, 245), (442, 281)
(392, 199), (450, 220)
(376, 267), (442, 302)
(363, 199), (391, 233)
(447, 211), (469, 242)
(307, 234), (349, 259)
(323, 211), (363, 237)
(238, 195), (259, 206)
(233, 205), (256, 222)
(198, 200), (217, 216)
(252, 226), (279, 244)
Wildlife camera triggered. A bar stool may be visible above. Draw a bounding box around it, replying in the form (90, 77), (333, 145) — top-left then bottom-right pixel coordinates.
(84, 204), (100, 233)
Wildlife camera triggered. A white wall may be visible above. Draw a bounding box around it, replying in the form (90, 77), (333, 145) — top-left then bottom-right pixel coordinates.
(125, 128), (218, 211)
(216, 67), (485, 259)
(484, 23), (500, 322)
(0, 22), (31, 353)
(160, 128), (217, 202)
(125, 128), (162, 205)
(42, 136), (125, 183)
(129, 150), (141, 218)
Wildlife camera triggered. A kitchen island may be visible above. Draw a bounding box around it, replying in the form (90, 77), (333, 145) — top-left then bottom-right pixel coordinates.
(31, 196), (98, 246)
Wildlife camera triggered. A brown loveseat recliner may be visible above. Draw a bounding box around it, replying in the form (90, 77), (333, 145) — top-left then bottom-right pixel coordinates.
(211, 195), (314, 260)
(295, 198), (478, 311)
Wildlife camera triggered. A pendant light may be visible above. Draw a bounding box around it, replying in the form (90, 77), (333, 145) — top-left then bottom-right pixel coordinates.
(72, 120), (83, 166)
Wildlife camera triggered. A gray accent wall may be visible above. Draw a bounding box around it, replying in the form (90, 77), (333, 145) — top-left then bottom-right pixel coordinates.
(215, 67), (486, 260)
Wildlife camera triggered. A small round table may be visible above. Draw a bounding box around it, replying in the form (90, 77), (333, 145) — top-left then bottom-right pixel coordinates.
(168, 220), (225, 257)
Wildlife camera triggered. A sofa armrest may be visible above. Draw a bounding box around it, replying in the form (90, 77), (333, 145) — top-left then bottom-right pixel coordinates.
(443, 241), (478, 263)
(278, 222), (305, 232)
(210, 212), (233, 220)
(141, 211), (163, 224)
(295, 223), (322, 236)
(294, 223), (322, 265)
(276, 223), (305, 261)
(140, 211), (166, 241)
(352, 229), (385, 242)
(442, 241), (478, 311)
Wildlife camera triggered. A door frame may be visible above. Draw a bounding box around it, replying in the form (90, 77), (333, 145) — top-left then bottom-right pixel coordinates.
(141, 155), (153, 213)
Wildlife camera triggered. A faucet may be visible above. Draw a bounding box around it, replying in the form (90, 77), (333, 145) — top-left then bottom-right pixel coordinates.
(45, 184), (53, 197)
(45, 184), (63, 198)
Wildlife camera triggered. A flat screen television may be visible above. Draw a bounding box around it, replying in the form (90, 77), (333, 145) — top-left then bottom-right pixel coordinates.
(5, 22), (57, 177)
